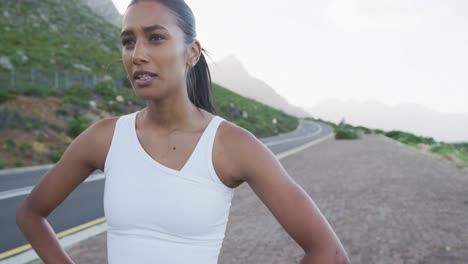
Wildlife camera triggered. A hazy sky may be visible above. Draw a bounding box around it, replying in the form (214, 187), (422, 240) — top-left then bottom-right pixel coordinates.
(112, 0), (468, 114)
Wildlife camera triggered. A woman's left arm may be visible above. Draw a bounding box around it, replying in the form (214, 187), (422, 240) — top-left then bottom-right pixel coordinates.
(227, 126), (350, 264)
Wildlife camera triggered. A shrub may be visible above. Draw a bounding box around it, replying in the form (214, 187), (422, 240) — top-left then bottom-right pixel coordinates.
(95, 80), (117, 101)
(63, 84), (91, 107)
(385, 130), (435, 145)
(48, 149), (64, 163)
(107, 101), (124, 114)
(19, 143), (33, 151)
(6, 138), (16, 151)
(335, 127), (358, 140)
(0, 90), (16, 103)
(64, 83), (91, 98)
(14, 160), (24, 167)
(0, 159), (5, 169)
(67, 114), (90, 138)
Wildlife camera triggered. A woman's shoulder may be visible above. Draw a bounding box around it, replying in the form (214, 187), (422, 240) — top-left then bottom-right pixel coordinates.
(217, 118), (256, 143)
(88, 115), (121, 137)
(215, 118), (266, 182)
(87, 111), (137, 136)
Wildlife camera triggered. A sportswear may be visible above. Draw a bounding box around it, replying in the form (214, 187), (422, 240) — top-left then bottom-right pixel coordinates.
(103, 110), (234, 264)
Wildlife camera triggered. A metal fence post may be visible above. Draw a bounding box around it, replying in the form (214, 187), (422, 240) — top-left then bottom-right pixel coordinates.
(10, 68), (15, 88)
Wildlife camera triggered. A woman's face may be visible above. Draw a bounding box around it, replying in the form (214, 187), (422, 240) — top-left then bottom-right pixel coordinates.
(121, 1), (191, 100)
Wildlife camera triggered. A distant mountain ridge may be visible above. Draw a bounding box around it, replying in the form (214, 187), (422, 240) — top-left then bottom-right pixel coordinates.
(209, 56), (311, 118)
(307, 99), (468, 143)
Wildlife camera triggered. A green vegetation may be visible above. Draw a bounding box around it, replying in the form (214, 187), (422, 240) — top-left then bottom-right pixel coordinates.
(63, 84), (91, 105)
(430, 143), (468, 165)
(385, 130), (435, 146)
(335, 126), (359, 139)
(67, 113), (90, 138)
(95, 80), (118, 101)
(0, 0), (124, 78)
(48, 149), (65, 163)
(0, 90), (16, 103)
(0, 108), (48, 130)
(212, 83), (298, 138)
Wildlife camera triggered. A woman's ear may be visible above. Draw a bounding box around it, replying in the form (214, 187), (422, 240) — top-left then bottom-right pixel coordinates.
(187, 39), (202, 67)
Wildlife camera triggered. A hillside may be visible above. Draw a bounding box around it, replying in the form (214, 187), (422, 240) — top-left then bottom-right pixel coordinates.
(0, 0), (124, 80)
(0, 82), (299, 170)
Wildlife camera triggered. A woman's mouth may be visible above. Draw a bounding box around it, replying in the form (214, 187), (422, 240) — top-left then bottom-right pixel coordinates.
(135, 74), (157, 86)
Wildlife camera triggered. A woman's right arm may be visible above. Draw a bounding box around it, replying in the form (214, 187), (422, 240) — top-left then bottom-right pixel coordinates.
(16, 117), (118, 264)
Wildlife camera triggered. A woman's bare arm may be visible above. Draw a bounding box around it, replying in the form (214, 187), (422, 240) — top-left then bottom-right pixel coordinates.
(224, 123), (350, 264)
(16, 117), (118, 264)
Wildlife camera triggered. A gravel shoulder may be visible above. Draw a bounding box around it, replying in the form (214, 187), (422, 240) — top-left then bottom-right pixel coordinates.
(65, 134), (468, 264)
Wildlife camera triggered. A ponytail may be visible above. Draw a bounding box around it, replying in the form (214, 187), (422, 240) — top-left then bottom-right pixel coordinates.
(187, 50), (217, 114)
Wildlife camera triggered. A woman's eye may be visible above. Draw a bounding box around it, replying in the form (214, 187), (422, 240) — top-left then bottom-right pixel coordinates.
(121, 39), (135, 47)
(150, 34), (164, 41)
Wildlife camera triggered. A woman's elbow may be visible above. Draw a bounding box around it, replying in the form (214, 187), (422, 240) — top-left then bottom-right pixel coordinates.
(16, 203), (29, 228)
(16, 202), (38, 229)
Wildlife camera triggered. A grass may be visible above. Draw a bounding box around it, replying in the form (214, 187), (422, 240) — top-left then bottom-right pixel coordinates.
(430, 144), (468, 166)
(385, 130), (435, 146)
(0, 0), (125, 80)
(212, 83), (298, 138)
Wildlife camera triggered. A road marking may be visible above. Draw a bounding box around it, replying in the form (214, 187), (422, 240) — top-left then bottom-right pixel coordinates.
(0, 164), (54, 176)
(0, 217), (106, 261)
(277, 133), (334, 160)
(0, 173), (105, 200)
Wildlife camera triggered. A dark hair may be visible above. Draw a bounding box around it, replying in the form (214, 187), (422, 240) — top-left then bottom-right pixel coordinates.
(128, 0), (217, 114)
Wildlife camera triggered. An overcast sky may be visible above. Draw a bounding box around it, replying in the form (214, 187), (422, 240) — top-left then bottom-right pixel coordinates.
(112, 0), (468, 114)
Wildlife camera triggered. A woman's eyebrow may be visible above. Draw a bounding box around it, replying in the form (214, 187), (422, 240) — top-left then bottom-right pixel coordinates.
(120, 24), (168, 38)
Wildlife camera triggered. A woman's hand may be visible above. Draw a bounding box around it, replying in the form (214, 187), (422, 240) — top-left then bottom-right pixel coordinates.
(16, 117), (118, 264)
(222, 123), (350, 264)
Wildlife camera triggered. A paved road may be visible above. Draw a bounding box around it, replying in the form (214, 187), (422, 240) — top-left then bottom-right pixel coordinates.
(65, 134), (468, 264)
(0, 118), (332, 257)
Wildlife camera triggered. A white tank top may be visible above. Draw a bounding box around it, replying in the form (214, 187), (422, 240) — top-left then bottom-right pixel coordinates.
(103, 110), (234, 264)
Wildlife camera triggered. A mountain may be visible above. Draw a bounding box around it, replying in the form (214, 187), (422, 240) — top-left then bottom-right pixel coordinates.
(209, 56), (311, 118)
(307, 99), (468, 143)
(79, 0), (122, 27)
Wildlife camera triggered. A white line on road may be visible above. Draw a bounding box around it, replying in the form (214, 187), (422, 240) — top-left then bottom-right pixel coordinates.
(0, 173), (105, 200)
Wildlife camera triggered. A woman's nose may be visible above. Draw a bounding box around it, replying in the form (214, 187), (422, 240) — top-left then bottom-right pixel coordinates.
(132, 41), (149, 65)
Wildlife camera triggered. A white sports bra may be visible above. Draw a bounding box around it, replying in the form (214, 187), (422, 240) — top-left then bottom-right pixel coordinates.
(103, 111), (234, 263)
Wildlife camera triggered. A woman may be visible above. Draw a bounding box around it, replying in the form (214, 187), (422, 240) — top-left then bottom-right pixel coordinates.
(16, 0), (350, 263)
